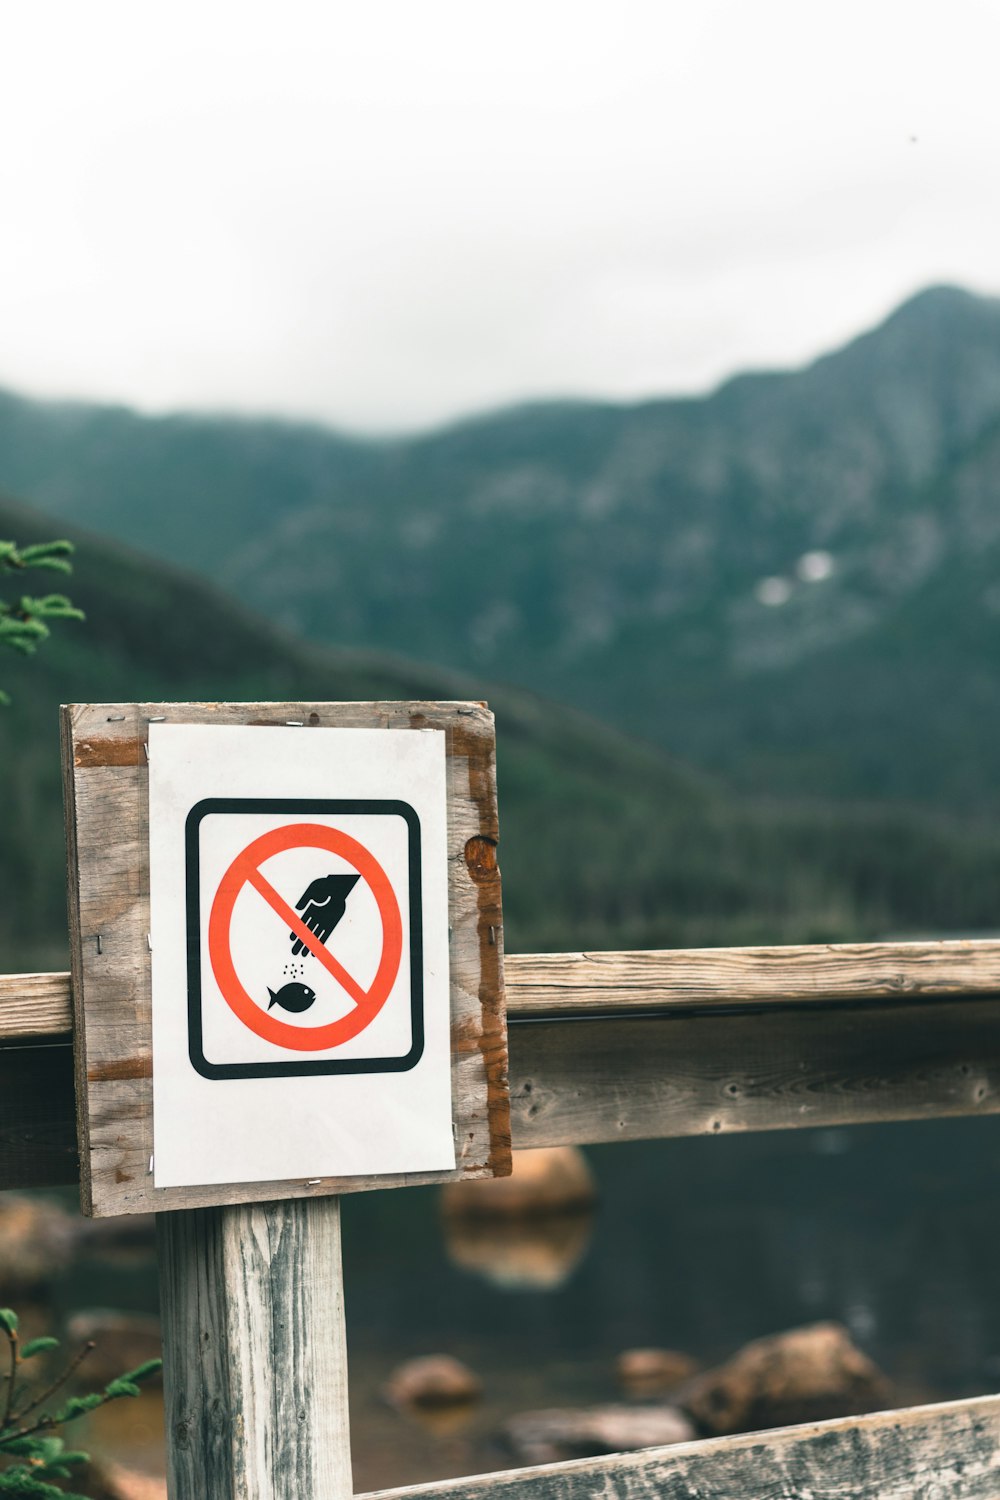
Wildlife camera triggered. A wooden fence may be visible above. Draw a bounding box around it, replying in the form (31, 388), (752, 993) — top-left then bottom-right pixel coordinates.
(4, 938), (1000, 1496)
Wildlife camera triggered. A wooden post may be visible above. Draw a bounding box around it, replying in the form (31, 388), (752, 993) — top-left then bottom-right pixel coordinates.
(157, 1195), (352, 1500)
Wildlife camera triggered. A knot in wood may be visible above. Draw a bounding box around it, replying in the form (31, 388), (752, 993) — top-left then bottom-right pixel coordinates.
(465, 836), (498, 884)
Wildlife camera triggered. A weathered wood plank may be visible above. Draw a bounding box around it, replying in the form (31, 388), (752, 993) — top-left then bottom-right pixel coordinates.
(0, 972), (72, 1040)
(61, 701), (510, 1217)
(509, 998), (1000, 1147)
(157, 1196), (352, 1500)
(8, 989), (1000, 1188)
(505, 940), (1000, 1014)
(359, 1392), (1000, 1500)
(0, 1044), (77, 1187)
(7, 937), (1000, 1048)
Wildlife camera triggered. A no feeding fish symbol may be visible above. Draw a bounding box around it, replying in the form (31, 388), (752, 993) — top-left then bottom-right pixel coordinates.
(266, 873), (361, 1015)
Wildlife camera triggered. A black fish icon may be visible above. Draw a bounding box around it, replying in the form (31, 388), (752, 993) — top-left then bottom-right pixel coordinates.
(267, 981), (317, 1013)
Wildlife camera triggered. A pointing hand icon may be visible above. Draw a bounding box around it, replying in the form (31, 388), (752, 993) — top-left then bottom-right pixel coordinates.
(290, 873), (360, 957)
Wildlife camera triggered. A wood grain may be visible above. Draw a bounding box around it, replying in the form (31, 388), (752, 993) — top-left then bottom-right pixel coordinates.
(505, 940), (1000, 1014)
(8, 936), (1000, 1047)
(61, 701), (510, 1217)
(157, 1197), (352, 1500)
(359, 1393), (1000, 1500)
(9, 989), (1000, 1188)
(0, 972), (72, 1040)
(509, 997), (1000, 1147)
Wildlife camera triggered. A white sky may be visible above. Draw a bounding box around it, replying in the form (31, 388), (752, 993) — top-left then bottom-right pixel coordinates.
(1, 0), (998, 432)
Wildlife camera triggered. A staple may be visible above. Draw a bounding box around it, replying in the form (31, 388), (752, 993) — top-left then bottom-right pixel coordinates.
(147, 715), (166, 723)
(285, 720), (304, 726)
(148, 1155), (154, 1174)
(146, 933), (153, 951)
(96, 933), (103, 955)
(489, 925), (496, 945)
(143, 743), (150, 761)
(305, 1178), (322, 1186)
(106, 714), (126, 722)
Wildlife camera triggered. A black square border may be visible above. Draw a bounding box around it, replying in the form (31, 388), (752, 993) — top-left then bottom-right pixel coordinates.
(185, 798), (424, 1080)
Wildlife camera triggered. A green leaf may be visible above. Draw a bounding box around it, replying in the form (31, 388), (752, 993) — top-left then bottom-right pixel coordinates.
(101, 1379), (140, 1399)
(22, 557), (73, 575)
(30, 1437), (64, 1463)
(0, 1469), (89, 1498)
(119, 1359), (162, 1384)
(15, 596), (84, 622)
(18, 1340), (59, 1362)
(0, 1310), (18, 1335)
(18, 541), (74, 565)
(53, 1393), (103, 1422)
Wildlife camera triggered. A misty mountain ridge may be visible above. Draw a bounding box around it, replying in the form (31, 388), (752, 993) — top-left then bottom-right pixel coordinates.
(2, 283), (1000, 810)
(6, 489), (1000, 973)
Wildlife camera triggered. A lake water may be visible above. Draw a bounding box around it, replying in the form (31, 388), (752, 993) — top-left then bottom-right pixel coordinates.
(43, 1113), (1000, 1491)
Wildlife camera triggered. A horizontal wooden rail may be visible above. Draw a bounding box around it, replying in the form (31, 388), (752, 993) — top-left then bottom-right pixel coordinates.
(5, 942), (1000, 1188)
(359, 1392), (1000, 1500)
(5, 939), (1000, 1047)
(505, 939), (1000, 1014)
(0, 971), (73, 1040)
(6, 964), (1000, 1189)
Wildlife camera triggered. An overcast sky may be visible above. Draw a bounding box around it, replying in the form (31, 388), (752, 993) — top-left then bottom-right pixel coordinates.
(1, 0), (998, 432)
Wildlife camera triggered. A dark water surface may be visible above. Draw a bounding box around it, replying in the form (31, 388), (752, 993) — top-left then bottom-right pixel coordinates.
(46, 1116), (1000, 1491)
(338, 1116), (1000, 1490)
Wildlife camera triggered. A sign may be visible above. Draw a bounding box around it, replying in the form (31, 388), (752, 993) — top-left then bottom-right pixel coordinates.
(62, 699), (509, 1218)
(187, 803), (421, 1077)
(149, 724), (456, 1189)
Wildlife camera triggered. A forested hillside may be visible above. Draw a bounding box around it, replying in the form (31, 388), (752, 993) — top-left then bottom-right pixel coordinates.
(3, 495), (1000, 973)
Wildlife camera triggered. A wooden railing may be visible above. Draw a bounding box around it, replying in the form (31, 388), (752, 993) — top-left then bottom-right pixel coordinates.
(3, 939), (1000, 1497)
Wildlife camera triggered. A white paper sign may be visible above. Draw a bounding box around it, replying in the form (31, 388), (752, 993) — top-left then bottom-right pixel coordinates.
(148, 723), (456, 1188)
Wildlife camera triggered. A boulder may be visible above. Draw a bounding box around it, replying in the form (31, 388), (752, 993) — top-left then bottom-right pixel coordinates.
(680, 1322), (891, 1435)
(440, 1147), (596, 1219)
(506, 1404), (695, 1464)
(0, 1194), (78, 1293)
(616, 1347), (699, 1396)
(81, 1462), (166, 1500)
(104, 1471), (166, 1500)
(444, 1210), (592, 1290)
(66, 1310), (162, 1388)
(383, 1354), (482, 1411)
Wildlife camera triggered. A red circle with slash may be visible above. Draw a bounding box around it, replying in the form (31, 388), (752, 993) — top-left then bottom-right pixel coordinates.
(208, 822), (403, 1051)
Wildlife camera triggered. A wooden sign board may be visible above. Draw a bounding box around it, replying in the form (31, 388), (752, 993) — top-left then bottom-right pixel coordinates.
(61, 701), (511, 1217)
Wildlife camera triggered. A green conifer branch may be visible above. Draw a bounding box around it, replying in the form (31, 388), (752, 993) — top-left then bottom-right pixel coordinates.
(0, 1309), (161, 1499)
(0, 542), (84, 702)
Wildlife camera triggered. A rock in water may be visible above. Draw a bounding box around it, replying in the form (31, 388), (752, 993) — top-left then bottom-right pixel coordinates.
(0, 1194), (78, 1292)
(679, 1321), (891, 1435)
(440, 1146), (596, 1218)
(444, 1210), (592, 1291)
(441, 1147), (596, 1290)
(506, 1405), (696, 1464)
(383, 1354), (482, 1411)
(616, 1347), (699, 1396)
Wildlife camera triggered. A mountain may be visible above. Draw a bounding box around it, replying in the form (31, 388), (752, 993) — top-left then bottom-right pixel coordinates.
(4, 494), (1000, 972)
(1, 285), (1000, 810)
